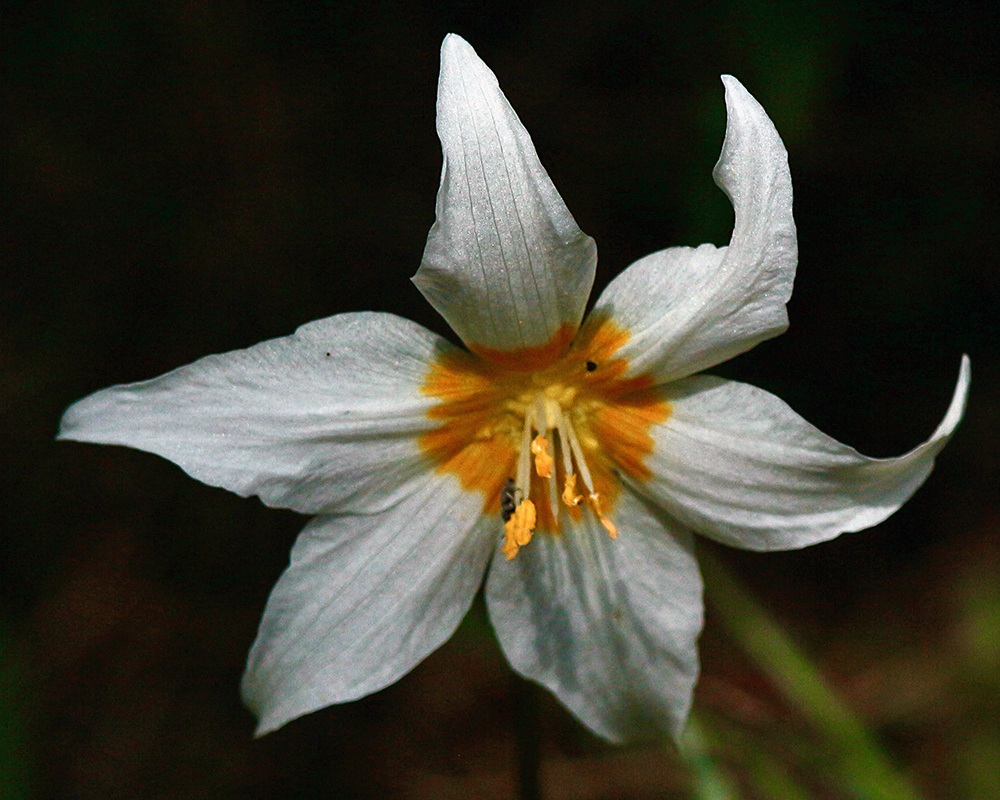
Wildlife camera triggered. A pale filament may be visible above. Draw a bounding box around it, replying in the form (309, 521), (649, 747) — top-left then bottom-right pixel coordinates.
(503, 390), (617, 559)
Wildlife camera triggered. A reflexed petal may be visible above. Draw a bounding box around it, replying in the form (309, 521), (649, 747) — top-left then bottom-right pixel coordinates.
(486, 490), (703, 742)
(414, 34), (597, 357)
(638, 356), (970, 550)
(242, 472), (495, 735)
(593, 76), (795, 383)
(59, 312), (451, 514)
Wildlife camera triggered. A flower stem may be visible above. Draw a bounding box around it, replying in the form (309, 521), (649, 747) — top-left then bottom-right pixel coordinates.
(512, 674), (542, 800)
(698, 547), (925, 800)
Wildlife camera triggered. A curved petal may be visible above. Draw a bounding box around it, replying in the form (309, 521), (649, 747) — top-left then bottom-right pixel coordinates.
(637, 356), (970, 550)
(592, 76), (796, 383)
(242, 472), (496, 735)
(59, 312), (451, 514)
(486, 490), (703, 743)
(413, 34), (597, 357)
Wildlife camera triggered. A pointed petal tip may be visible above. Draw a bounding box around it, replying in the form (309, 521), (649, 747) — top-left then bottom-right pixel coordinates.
(241, 671), (296, 739)
(54, 418), (71, 442)
(441, 32), (470, 51)
(439, 33), (483, 74)
(937, 354), (971, 439)
(243, 692), (292, 739)
(715, 73), (782, 146)
(959, 352), (971, 383)
(55, 392), (110, 445)
(57, 393), (101, 443)
(719, 74), (753, 102)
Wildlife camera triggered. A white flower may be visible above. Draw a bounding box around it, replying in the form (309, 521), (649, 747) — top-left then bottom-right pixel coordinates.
(59, 34), (970, 743)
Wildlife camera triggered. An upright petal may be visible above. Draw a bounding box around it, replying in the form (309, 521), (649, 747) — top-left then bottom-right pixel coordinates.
(59, 312), (451, 514)
(242, 472), (496, 735)
(486, 491), (704, 742)
(636, 356), (970, 550)
(592, 76), (796, 383)
(413, 34), (597, 360)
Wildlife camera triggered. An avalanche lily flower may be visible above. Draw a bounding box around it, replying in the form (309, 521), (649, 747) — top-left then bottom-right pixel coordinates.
(59, 34), (969, 743)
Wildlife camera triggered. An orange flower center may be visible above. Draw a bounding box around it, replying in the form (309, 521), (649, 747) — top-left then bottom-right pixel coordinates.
(419, 314), (671, 559)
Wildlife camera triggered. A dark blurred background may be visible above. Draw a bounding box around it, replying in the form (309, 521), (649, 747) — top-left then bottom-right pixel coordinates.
(2, 1), (997, 798)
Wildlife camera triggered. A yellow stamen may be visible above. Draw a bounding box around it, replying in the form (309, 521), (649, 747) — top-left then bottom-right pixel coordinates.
(503, 499), (537, 560)
(419, 314), (672, 556)
(530, 434), (554, 478)
(562, 473), (583, 507)
(588, 493), (618, 539)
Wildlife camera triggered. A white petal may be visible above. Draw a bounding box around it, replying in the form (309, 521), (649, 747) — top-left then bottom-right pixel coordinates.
(413, 34), (597, 356)
(592, 76), (795, 382)
(59, 312), (449, 514)
(639, 356), (970, 550)
(242, 472), (495, 735)
(486, 490), (703, 742)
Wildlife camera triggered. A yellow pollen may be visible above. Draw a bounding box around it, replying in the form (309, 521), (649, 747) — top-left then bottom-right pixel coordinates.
(530, 434), (554, 478)
(419, 314), (672, 560)
(562, 473), (583, 507)
(503, 499), (537, 560)
(588, 493), (618, 540)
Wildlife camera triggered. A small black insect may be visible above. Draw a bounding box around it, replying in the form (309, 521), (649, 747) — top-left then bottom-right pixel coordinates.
(585, 361), (598, 372)
(500, 478), (518, 522)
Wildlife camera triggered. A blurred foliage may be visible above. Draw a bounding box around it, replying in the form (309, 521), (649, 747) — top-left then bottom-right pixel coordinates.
(2, 0), (997, 798)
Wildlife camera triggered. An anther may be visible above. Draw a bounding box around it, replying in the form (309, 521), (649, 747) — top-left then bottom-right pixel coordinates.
(530, 434), (553, 478)
(561, 474), (583, 507)
(503, 499), (537, 560)
(588, 493), (618, 539)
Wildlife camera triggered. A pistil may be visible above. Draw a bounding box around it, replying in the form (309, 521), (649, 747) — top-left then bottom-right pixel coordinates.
(502, 389), (618, 559)
(420, 312), (671, 563)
